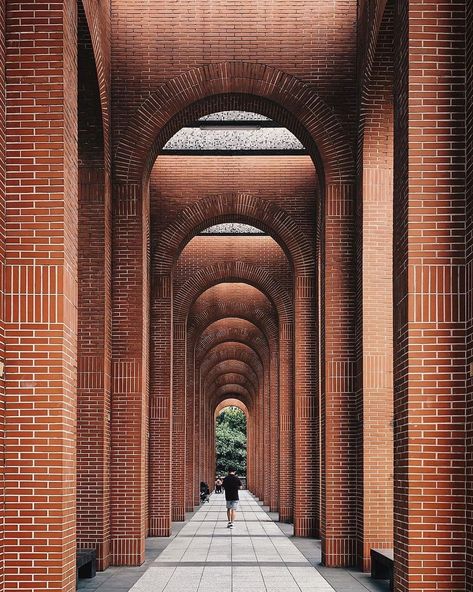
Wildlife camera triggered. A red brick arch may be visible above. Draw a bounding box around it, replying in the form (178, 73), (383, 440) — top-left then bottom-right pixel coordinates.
(114, 62), (354, 184)
(81, 0), (111, 164)
(189, 298), (278, 344)
(173, 262), (293, 324)
(204, 361), (259, 395)
(212, 388), (254, 413)
(200, 343), (264, 381)
(154, 193), (314, 275)
(211, 372), (257, 397)
(215, 399), (249, 419)
(196, 322), (270, 365)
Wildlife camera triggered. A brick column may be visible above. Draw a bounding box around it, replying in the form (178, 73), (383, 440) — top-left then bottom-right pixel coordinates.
(393, 2), (466, 590)
(294, 275), (319, 537)
(111, 183), (148, 564)
(77, 167), (112, 570)
(356, 2), (394, 570)
(356, 167), (393, 571)
(466, 1), (473, 587)
(279, 322), (294, 522)
(322, 183), (357, 566)
(269, 351), (279, 512)
(149, 275), (172, 536)
(172, 323), (186, 521)
(263, 367), (271, 505)
(5, 1), (78, 588)
(256, 384), (263, 499)
(0, 5), (5, 589)
(185, 339), (196, 511)
(194, 363), (203, 505)
(248, 412), (255, 492)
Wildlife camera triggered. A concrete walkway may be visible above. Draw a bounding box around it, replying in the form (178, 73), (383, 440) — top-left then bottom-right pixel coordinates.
(129, 491), (333, 592)
(78, 492), (389, 592)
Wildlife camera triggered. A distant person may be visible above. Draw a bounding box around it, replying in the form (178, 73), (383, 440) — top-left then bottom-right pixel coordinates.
(215, 477), (222, 494)
(200, 481), (210, 503)
(222, 468), (242, 529)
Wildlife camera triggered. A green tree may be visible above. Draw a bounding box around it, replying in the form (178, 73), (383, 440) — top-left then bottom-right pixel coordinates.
(216, 407), (247, 477)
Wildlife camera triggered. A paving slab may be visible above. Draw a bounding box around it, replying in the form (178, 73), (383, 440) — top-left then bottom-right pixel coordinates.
(78, 491), (389, 592)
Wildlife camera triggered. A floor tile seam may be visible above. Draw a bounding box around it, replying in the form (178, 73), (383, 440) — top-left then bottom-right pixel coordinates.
(244, 510), (268, 592)
(255, 498), (309, 592)
(187, 500), (217, 590)
(159, 511), (199, 570)
(291, 541), (366, 592)
(259, 499), (342, 592)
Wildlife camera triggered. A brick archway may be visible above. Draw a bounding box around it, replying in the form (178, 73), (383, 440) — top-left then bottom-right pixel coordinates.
(189, 297), (278, 346)
(215, 399), (249, 418)
(205, 362), (260, 394)
(212, 386), (254, 411)
(201, 344), (264, 381)
(201, 340), (265, 368)
(173, 262), (292, 324)
(114, 62), (354, 184)
(153, 193), (314, 276)
(196, 321), (271, 363)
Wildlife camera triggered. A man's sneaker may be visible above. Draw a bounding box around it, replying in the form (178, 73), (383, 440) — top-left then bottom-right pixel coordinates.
(229, 522), (234, 529)
(227, 522), (232, 528)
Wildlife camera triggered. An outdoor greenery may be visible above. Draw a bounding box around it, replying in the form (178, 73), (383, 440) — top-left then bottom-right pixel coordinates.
(215, 407), (247, 477)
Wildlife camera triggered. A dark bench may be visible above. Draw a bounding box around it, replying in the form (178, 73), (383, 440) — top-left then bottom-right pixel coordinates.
(76, 548), (96, 582)
(371, 548), (393, 591)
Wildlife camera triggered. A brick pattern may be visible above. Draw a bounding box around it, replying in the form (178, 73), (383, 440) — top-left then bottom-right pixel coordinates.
(76, 1), (112, 571)
(355, 0), (394, 572)
(5, 2), (78, 590)
(110, 0), (358, 179)
(393, 2), (466, 591)
(2, 1), (473, 588)
(111, 183), (147, 564)
(0, 4), (5, 590)
(467, 0), (473, 586)
(321, 184), (357, 566)
(77, 167), (111, 570)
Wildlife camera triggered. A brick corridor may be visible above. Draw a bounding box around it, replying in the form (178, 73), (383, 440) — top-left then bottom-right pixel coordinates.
(79, 492), (389, 592)
(130, 491), (334, 592)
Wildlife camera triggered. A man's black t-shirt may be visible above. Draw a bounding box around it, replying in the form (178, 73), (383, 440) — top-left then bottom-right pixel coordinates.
(222, 474), (242, 501)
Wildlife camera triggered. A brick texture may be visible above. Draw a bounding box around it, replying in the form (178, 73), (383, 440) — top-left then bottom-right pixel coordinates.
(466, 0), (473, 587)
(355, 0), (394, 572)
(1, 1), (473, 588)
(393, 2), (466, 590)
(0, 4), (5, 590)
(5, 1), (78, 590)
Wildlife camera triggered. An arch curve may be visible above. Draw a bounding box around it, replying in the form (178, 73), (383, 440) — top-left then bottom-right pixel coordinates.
(114, 62), (354, 184)
(154, 193), (315, 275)
(173, 262), (293, 324)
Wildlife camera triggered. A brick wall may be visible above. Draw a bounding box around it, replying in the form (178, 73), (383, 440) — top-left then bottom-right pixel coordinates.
(76, 0), (112, 571)
(466, 0), (473, 586)
(5, 2), (78, 590)
(0, 3), (5, 590)
(393, 2), (466, 590)
(355, 0), (394, 572)
(151, 156), (318, 245)
(110, 0), (357, 148)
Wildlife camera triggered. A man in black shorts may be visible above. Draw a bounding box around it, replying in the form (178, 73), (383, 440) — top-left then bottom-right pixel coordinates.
(222, 468), (242, 529)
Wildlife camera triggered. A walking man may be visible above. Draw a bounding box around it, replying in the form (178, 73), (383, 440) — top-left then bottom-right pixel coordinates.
(222, 467), (242, 529)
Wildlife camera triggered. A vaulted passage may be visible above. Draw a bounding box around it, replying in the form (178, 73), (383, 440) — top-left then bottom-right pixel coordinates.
(0, 1), (473, 591)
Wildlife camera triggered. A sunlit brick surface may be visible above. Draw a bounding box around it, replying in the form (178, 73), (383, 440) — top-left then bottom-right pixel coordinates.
(0, 1), (472, 591)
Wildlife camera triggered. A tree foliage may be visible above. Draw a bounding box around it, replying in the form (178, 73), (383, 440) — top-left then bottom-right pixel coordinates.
(216, 407), (247, 477)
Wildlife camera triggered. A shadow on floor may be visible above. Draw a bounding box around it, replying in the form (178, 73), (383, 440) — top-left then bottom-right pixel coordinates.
(79, 503), (390, 592)
(268, 511), (389, 592)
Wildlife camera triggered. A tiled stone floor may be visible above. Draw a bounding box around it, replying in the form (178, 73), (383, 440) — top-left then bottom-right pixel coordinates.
(78, 492), (389, 592)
